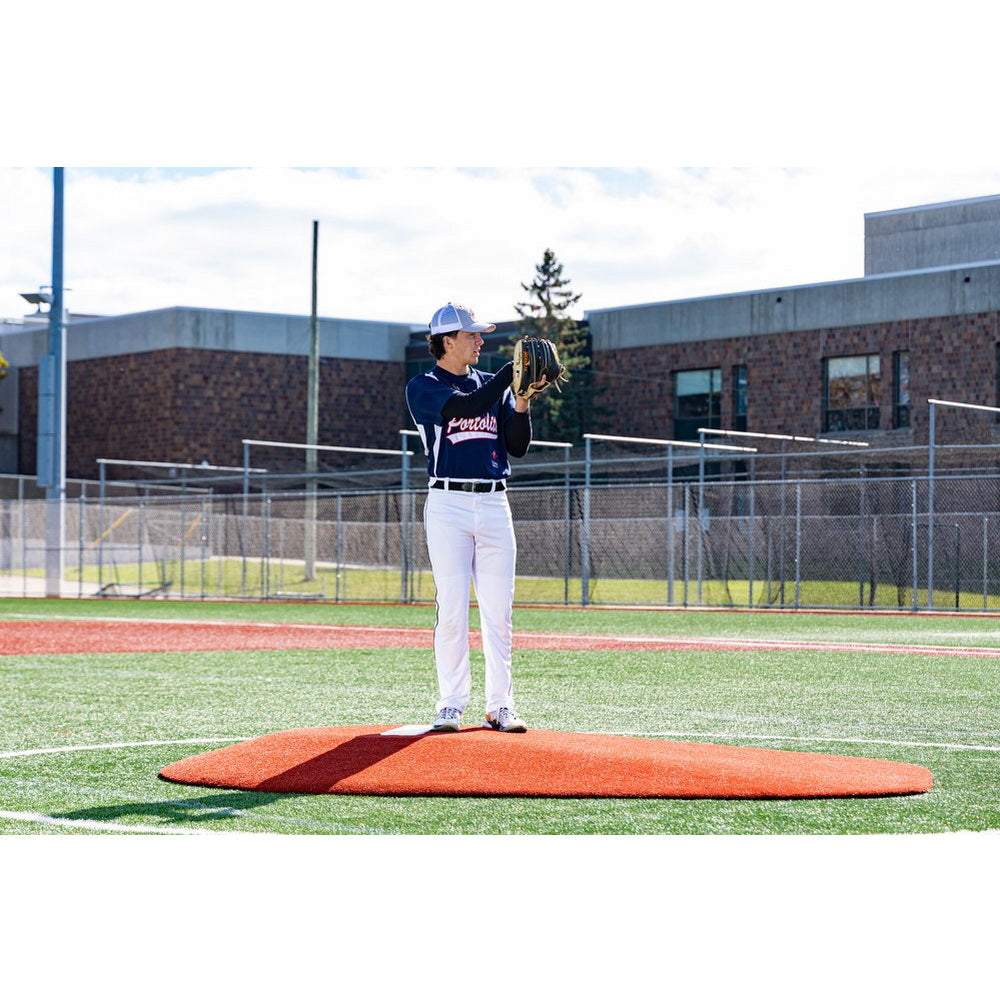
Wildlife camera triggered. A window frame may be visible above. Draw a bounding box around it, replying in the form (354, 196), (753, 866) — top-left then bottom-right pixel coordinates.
(673, 366), (722, 440)
(892, 350), (910, 429)
(823, 353), (882, 432)
(731, 363), (748, 432)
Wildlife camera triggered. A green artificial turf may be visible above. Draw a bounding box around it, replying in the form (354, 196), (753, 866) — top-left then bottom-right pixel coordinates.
(1, 598), (997, 835)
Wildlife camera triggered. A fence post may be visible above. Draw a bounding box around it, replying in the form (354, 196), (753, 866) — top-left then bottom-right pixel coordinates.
(563, 448), (571, 605)
(77, 492), (84, 597)
(179, 496), (186, 599)
(200, 495), (208, 600)
(697, 431), (705, 605)
(277, 515), (285, 594)
(667, 444), (674, 606)
(241, 441), (250, 599)
(927, 401), (936, 609)
(21, 479), (27, 598)
(748, 480), (755, 608)
(779, 456), (787, 607)
(98, 464), (105, 592)
(335, 494), (343, 602)
(581, 437), (592, 606)
(858, 469), (866, 609)
(984, 515), (989, 611)
(953, 522), (961, 610)
(794, 482), (801, 610)
(262, 493), (271, 599)
(683, 486), (690, 607)
(911, 479), (918, 612)
(138, 495), (145, 595)
(400, 431), (409, 604)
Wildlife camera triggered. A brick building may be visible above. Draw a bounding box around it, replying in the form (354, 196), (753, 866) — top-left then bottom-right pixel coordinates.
(586, 195), (1000, 461)
(0, 307), (417, 484)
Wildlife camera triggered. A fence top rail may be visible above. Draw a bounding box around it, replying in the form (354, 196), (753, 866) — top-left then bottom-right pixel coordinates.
(584, 433), (757, 453)
(243, 438), (413, 457)
(98, 458), (265, 472)
(929, 397), (1000, 415)
(698, 427), (871, 448)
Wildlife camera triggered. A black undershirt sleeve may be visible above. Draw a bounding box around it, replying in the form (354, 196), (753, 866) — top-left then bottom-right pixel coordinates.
(439, 363), (514, 420)
(505, 409), (531, 458)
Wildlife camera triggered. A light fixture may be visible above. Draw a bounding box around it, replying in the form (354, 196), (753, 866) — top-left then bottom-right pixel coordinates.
(20, 289), (54, 313)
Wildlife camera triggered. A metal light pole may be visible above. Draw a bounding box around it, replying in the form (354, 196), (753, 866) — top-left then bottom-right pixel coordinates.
(36, 168), (66, 598)
(304, 220), (319, 580)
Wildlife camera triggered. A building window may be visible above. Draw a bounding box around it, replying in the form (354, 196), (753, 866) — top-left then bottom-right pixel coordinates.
(675, 367), (721, 439)
(893, 350), (910, 428)
(823, 354), (881, 431)
(732, 364), (748, 432)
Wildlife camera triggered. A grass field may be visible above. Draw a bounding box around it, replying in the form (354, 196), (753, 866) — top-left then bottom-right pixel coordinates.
(1, 596), (998, 836)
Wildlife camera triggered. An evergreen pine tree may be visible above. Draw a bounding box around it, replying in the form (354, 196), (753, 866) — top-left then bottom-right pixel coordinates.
(510, 248), (607, 443)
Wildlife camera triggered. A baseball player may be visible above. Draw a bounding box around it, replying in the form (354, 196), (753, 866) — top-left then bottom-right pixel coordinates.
(405, 302), (541, 734)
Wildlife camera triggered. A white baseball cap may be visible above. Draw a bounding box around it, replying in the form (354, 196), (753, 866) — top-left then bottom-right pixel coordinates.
(429, 302), (496, 335)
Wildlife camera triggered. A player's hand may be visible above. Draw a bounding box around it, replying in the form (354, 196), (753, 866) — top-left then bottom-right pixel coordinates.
(515, 375), (547, 411)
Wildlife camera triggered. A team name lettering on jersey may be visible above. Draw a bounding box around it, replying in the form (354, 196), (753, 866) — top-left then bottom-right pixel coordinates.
(446, 413), (498, 444)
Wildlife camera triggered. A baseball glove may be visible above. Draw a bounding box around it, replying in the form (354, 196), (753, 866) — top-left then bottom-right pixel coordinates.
(511, 337), (569, 399)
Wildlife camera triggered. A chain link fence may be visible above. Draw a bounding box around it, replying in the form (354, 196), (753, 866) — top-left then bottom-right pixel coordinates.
(3, 470), (999, 610)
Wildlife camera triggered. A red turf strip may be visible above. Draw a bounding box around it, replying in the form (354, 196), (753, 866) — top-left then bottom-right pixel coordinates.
(1, 619), (995, 658)
(158, 724), (933, 798)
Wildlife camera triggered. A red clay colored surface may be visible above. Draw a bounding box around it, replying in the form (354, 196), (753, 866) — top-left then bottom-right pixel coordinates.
(158, 724), (933, 798)
(2, 618), (995, 658)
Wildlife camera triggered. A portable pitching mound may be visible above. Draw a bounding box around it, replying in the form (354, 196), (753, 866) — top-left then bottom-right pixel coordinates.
(158, 725), (933, 798)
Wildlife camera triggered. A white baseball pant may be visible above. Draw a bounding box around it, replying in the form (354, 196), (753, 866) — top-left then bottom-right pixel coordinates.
(424, 487), (517, 715)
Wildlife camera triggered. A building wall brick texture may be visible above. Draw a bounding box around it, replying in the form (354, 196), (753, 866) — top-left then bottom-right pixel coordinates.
(14, 312), (1000, 482)
(18, 348), (407, 481)
(594, 311), (1000, 447)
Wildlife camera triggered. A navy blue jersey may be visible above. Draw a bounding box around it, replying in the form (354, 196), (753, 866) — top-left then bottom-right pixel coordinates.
(406, 366), (515, 481)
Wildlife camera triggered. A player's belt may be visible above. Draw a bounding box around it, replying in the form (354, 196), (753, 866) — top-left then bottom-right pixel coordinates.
(431, 480), (506, 493)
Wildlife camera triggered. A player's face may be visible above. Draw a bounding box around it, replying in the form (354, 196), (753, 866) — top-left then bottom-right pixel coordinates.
(449, 329), (483, 367)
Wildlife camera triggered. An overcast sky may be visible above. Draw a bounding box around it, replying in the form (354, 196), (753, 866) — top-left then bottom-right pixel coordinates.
(6, 166), (1000, 329)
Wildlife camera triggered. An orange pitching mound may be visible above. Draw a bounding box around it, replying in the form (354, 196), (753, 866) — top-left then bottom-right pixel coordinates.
(158, 725), (932, 799)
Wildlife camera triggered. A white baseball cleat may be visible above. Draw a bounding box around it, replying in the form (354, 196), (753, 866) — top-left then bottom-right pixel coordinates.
(432, 707), (463, 732)
(485, 707), (527, 733)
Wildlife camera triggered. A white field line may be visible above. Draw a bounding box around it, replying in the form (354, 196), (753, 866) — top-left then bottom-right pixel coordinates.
(596, 731), (1000, 752)
(3, 613), (998, 658)
(0, 738), (252, 836)
(0, 737), (247, 759)
(0, 809), (229, 835)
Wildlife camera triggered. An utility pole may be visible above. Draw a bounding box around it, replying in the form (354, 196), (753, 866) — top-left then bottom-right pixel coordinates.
(304, 220), (319, 579)
(37, 168), (66, 598)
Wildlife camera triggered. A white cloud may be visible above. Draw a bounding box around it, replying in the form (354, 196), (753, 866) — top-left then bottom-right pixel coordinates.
(4, 166), (1000, 329)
